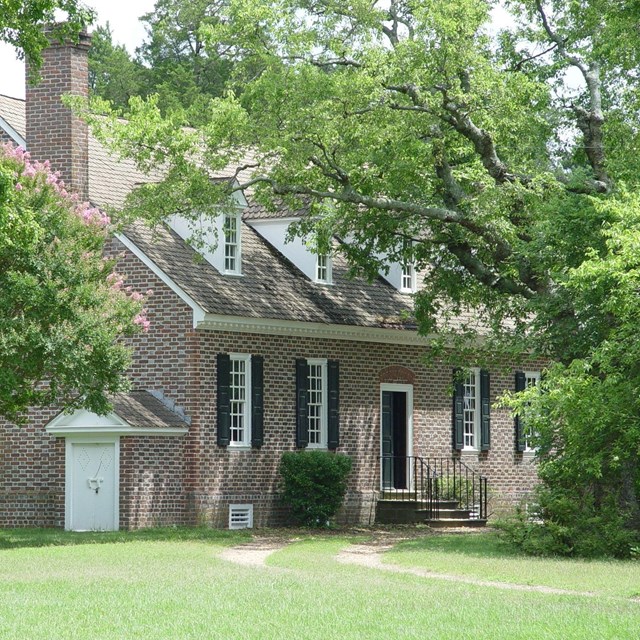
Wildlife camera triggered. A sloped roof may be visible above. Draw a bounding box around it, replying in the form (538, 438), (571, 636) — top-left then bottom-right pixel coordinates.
(112, 391), (189, 429)
(0, 94), (162, 208)
(0, 93), (417, 332)
(124, 220), (415, 328)
(243, 197), (311, 220)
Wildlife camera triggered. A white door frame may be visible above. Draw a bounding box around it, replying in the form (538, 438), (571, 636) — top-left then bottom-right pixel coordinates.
(65, 435), (120, 531)
(379, 383), (414, 491)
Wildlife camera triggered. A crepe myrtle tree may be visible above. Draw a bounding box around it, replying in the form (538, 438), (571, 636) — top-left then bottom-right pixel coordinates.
(0, 143), (149, 423)
(76, 1), (640, 551)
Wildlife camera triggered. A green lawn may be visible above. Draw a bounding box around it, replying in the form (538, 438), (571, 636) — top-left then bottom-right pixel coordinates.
(0, 528), (638, 639)
(384, 532), (640, 599)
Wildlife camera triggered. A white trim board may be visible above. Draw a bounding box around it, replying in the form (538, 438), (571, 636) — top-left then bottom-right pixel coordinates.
(46, 407), (188, 437)
(0, 116), (26, 148)
(116, 232), (207, 328)
(198, 314), (430, 345)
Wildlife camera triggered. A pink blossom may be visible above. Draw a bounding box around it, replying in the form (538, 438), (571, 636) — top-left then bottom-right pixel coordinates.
(134, 312), (151, 332)
(15, 183), (23, 191)
(130, 291), (144, 302)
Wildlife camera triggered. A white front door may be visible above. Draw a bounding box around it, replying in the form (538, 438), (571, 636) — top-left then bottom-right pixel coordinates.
(68, 441), (118, 531)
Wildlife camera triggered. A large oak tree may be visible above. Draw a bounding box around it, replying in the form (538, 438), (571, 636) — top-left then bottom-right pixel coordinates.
(84, 0), (640, 553)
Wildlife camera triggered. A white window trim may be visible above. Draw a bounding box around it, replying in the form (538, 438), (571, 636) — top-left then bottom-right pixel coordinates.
(223, 211), (242, 275)
(523, 370), (541, 454)
(400, 262), (416, 293)
(314, 253), (333, 285)
(306, 358), (328, 449)
(463, 367), (481, 452)
(228, 353), (252, 448)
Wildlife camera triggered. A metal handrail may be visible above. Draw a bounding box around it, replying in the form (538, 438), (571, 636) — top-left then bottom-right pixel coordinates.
(378, 455), (489, 521)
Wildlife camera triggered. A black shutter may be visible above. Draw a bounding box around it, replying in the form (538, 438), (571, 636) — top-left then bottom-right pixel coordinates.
(217, 353), (231, 447)
(452, 368), (464, 451)
(251, 355), (264, 448)
(480, 369), (491, 451)
(327, 360), (340, 450)
(381, 391), (393, 488)
(514, 371), (526, 452)
(295, 358), (309, 447)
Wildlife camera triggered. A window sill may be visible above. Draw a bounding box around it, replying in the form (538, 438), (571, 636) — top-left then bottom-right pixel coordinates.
(227, 445), (252, 452)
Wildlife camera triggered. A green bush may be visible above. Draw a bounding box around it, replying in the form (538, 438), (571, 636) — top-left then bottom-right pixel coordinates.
(280, 451), (352, 527)
(496, 486), (640, 558)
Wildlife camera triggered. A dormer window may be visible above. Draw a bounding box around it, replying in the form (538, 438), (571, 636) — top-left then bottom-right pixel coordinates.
(224, 212), (241, 274)
(400, 262), (415, 293)
(315, 253), (332, 284)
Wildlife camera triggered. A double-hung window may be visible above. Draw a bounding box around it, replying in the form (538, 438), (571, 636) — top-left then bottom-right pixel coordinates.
(229, 354), (251, 446)
(453, 368), (490, 452)
(515, 370), (541, 453)
(223, 212), (241, 274)
(296, 358), (339, 450)
(217, 353), (264, 448)
(306, 360), (327, 447)
(315, 254), (332, 284)
(463, 368), (480, 450)
(400, 262), (415, 293)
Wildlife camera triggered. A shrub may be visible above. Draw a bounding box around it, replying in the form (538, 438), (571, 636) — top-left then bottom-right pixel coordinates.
(496, 486), (640, 558)
(280, 451), (352, 527)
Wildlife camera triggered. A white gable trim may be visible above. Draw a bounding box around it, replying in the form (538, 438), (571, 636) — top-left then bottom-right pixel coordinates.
(197, 313), (432, 346)
(0, 116), (26, 148)
(116, 232), (207, 328)
(45, 407), (188, 437)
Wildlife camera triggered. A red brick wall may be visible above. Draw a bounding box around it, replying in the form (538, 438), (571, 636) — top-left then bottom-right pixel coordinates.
(0, 238), (542, 529)
(188, 331), (543, 527)
(25, 32), (91, 200)
(0, 408), (65, 528)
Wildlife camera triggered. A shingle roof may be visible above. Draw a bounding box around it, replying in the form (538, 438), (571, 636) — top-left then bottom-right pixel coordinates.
(0, 94), (162, 208)
(0, 94), (417, 331)
(0, 94), (25, 136)
(124, 220), (416, 329)
(243, 197), (310, 220)
(112, 391), (189, 429)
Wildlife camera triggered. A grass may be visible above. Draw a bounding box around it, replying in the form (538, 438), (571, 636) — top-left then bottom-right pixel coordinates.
(384, 531), (640, 598)
(0, 528), (638, 639)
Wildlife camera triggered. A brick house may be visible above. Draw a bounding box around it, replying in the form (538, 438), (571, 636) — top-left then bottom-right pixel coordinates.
(0, 35), (541, 531)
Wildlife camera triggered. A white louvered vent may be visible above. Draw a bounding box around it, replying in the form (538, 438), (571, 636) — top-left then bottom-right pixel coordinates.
(229, 504), (254, 529)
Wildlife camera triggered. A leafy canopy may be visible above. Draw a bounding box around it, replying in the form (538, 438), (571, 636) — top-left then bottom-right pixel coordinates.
(81, 0), (640, 551)
(0, 144), (148, 422)
(0, 0), (93, 68)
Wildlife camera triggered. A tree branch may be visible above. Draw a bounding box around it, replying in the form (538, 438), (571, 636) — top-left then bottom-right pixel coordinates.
(535, 1), (611, 189)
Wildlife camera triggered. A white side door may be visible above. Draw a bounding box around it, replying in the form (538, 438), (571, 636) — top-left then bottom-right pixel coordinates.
(68, 441), (118, 531)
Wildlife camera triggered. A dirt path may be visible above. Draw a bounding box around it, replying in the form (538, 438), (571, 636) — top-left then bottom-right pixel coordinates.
(219, 537), (291, 568)
(218, 532), (638, 603)
(336, 543), (598, 598)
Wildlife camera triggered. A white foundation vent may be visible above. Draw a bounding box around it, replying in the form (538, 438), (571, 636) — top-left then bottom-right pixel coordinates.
(229, 504), (254, 529)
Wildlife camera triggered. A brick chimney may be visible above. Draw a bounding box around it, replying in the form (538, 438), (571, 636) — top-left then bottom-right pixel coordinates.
(25, 29), (92, 201)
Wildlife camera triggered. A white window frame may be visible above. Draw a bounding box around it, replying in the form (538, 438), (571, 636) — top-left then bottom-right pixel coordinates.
(315, 253), (332, 284)
(306, 358), (328, 449)
(228, 353), (252, 447)
(223, 211), (242, 275)
(523, 370), (541, 453)
(400, 261), (416, 293)
(463, 367), (481, 451)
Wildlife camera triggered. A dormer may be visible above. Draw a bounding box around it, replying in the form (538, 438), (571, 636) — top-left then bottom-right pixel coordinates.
(166, 188), (246, 276)
(378, 239), (418, 294)
(246, 216), (334, 285)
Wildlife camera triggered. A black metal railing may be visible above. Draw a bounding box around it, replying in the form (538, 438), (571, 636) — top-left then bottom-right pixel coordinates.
(378, 455), (488, 521)
(379, 455), (429, 502)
